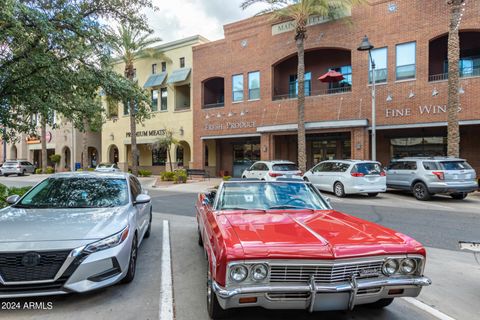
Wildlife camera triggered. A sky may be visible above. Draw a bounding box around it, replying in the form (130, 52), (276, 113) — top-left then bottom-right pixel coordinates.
(145, 0), (269, 42)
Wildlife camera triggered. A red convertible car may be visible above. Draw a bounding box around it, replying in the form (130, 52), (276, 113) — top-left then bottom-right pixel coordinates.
(196, 180), (431, 319)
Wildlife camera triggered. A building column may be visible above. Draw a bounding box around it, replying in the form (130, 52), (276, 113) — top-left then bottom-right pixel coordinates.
(260, 133), (272, 161)
(351, 128), (369, 160)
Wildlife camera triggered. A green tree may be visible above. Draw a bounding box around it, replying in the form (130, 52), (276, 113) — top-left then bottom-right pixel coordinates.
(153, 129), (179, 173)
(0, 0), (155, 146)
(241, 0), (363, 171)
(109, 24), (164, 176)
(446, 0), (464, 157)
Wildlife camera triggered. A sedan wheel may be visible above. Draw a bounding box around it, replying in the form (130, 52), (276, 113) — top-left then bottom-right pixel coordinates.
(451, 192), (468, 200)
(207, 263), (229, 319)
(367, 193), (378, 197)
(121, 235), (137, 284)
(334, 182), (346, 198)
(413, 182), (431, 201)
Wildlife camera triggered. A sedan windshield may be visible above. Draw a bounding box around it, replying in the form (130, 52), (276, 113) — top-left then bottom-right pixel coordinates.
(216, 182), (328, 211)
(15, 178), (129, 208)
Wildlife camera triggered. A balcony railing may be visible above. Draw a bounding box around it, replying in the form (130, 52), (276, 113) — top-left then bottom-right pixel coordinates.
(429, 66), (480, 82)
(203, 102), (225, 109)
(273, 86), (352, 101)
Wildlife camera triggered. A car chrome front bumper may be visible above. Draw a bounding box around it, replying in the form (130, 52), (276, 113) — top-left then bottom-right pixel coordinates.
(213, 276), (431, 312)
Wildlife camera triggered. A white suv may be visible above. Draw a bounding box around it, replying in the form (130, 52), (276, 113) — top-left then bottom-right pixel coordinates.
(303, 160), (386, 197)
(241, 161), (302, 181)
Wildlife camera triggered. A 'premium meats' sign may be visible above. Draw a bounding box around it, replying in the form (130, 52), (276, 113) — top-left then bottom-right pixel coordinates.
(126, 129), (166, 138)
(204, 121), (256, 131)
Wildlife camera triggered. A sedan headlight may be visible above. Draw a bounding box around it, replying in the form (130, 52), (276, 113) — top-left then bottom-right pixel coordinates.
(229, 265), (248, 282)
(400, 258), (417, 275)
(251, 264), (268, 281)
(382, 259), (399, 276)
(84, 226), (130, 254)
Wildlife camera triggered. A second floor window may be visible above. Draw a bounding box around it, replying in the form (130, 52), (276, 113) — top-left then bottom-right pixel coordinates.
(329, 66), (352, 91)
(396, 42), (416, 80)
(161, 62), (167, 72)
(370, 47), (387, 83)
(180, 57), (185, 68)
(160, 88), (168, 111)
(232, 74), (244, 102)
(151, 90), (158, 112)
(152, 64), (157, 74)
(289, 72), (311, 98)
(248, 71), (260, 100)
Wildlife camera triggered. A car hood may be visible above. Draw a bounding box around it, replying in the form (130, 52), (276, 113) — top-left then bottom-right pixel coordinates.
(222, 210), (425, 260)
(0, 206), (130, 251)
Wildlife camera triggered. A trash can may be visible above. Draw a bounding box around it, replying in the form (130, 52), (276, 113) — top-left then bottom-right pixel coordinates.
(75, 163), (81, 171)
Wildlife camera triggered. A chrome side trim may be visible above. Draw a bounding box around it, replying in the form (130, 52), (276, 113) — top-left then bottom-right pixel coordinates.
(212, 276), (432, 299)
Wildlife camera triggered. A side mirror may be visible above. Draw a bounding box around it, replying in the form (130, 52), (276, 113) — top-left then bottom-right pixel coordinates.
(202, 197), (210, 206)
(134, 194), (151, 205)
(6, 195), (20, 205)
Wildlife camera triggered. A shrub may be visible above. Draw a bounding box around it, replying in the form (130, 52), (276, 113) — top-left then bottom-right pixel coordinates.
(76, 169), (83, 172)
(160, 171), (175, 181)
(45, 166), (55, 174)
(222, 176), (232, 181)
(87, 168), (95, 172)
(138, 169), (152, 177)
(49, 154), (61, 164)
(35, 168), (43, 174)
(174, 171), (187, 184)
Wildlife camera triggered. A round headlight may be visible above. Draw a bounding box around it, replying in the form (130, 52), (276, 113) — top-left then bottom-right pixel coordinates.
(382, 259), (399, 276)
(400, 259), (416, 274)
(251, 264), (268, 281)
(230, 265), (248, 282)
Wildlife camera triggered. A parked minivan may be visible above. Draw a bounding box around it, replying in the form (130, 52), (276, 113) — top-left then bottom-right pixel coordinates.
(386, 157), (477, 200)
(303, 160), (387, 197)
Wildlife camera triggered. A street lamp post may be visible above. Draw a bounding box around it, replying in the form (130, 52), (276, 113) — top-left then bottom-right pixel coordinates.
(358, 35), (376, 161)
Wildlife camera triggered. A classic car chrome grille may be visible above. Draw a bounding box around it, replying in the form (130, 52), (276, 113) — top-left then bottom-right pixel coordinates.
(266, 292), (311, 300)
(0, 250), (71, 282)
(269, 261), (383, 284)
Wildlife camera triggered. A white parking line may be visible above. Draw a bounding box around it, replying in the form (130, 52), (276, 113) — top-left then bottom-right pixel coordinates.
(402, 297), (456, 320)
(159, 220), (174, 320)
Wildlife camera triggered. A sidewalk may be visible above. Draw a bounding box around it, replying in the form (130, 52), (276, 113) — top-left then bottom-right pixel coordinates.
(144, 177), (222, 193)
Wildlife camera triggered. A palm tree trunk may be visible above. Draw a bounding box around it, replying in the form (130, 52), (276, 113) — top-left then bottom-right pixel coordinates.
(125, 62), (139, 176)
(167, 146), (173, 172)
(82, 119), (89, 169)
(296, 34), (307, 172)
(40, 116), (47, 173)
(447, 0), (462, 157)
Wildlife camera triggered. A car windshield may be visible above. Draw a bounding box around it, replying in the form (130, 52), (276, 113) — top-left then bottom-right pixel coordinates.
(439, 161), (472, 170)
(15, 177), (129, 208)
(272, 164), (299, 171)
(216, 182), (328, 211)
(352, 163), (382, 175)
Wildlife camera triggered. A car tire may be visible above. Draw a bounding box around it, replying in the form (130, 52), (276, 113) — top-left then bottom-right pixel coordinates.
(3, 174), (8, 177)
(367, 193), (378, 197)
(334, 182), (346, 198)
(21, 169), (26, 176)
(144, 211), (152, 239)
(451, 192), (468, 200)
(198, 227), (204, 247)
(365, 298), (394, 309)
(412, 182), (431, 201)
(121, 234), (138, 284)
(207, 263), (229, 319)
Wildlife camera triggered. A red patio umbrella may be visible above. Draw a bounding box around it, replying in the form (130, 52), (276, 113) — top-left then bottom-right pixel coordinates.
(318, 69), (344, 82)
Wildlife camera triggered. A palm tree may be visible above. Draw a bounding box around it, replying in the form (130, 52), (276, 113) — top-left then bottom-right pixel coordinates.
(446, 0), (464, 157)
(241, 0), (362, 172)
(110, 24), (162, 176)
(153, 128), (179, 173)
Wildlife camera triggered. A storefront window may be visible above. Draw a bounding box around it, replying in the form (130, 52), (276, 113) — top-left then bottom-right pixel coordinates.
(391, 136), (446, 158)
(309, 133), (351, 166)
(232, 74), (244, 102)
(152, 146), (167, 166)
(233, 143), (260, 177)
(176, 146), (184, 167)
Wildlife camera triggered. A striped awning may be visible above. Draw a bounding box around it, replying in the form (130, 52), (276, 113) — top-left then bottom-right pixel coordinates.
(167, 68), (191, 84)
(143, 72), (167, 88)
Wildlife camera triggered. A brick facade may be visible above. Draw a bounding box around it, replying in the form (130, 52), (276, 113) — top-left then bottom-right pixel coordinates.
(192, 0), (480, 176)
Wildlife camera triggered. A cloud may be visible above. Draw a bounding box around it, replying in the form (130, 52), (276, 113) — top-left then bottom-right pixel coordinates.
(145, 0), (268, 42)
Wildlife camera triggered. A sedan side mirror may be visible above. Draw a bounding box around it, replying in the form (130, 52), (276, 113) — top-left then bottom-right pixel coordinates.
(6, 195), (20, 205)
(134, 194), (151, 205)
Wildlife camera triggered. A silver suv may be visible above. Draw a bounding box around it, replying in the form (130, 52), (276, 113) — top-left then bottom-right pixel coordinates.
(1, 160), (36, 176)
(386, 157), (477, 200)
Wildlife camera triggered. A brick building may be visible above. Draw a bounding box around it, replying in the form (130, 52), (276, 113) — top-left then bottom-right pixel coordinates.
(192, 0), (480, 177)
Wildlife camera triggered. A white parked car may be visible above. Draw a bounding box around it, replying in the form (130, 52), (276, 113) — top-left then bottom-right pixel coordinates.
(95, 163), (121, 172)
(241, 160), (302, 181)
(303, 160), (386, 197)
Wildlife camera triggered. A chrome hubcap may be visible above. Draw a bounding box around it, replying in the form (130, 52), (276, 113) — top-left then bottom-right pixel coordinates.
(206, 269), (212, 305)
(335, 184), (342, 195)
(415, 185), (424, 197)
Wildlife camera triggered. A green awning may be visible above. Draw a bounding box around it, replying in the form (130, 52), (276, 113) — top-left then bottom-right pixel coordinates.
(143, 72), (167, 88)
(167, 68), (191, 84)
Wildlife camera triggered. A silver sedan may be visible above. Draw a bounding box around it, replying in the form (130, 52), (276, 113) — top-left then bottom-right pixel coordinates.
(0, 172), (152, 298)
